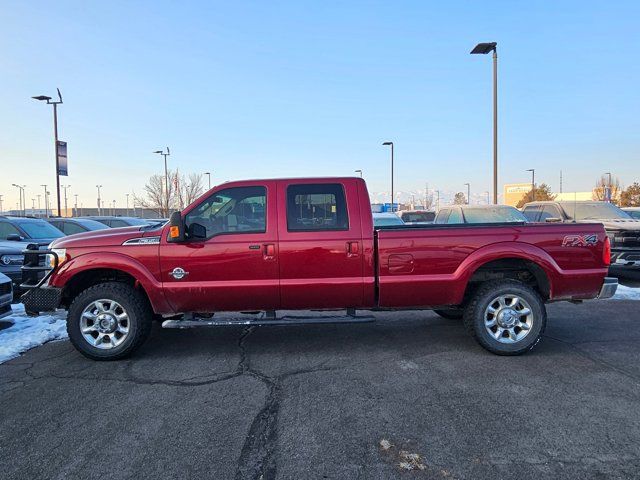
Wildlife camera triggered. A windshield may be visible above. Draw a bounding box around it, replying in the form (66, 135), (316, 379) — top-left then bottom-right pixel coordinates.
(374, 215), (404, 226)
(462, 207), (527, 224)
(17, 220), (64, 239)
(560, 203), (632, 220)
(402, 212), (435, 222)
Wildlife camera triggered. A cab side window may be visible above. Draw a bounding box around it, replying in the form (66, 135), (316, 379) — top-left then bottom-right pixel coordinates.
(185, 186), (266, 239)
(538, 205), (562, 222)
(286, 183), (348, 231)
(435, 210), (450, 224)
(0, 222), (21, 239)
(447, 209), (464, 224)
(64, 222), (86, 235)
(522, 205), (541, 222)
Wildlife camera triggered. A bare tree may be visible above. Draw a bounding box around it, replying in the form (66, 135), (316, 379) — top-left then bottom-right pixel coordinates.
(134, 170), (205, 217)
(593, 175), (621, 204)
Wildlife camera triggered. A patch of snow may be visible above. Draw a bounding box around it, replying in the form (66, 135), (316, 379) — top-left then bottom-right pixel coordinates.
(610, 285), (640, 301)
(0, 304), (68, 364)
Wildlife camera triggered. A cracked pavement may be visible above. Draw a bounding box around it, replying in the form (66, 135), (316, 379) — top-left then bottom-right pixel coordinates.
(1, 301), (640, 480)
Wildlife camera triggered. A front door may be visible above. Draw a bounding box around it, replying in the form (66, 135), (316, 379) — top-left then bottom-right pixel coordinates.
(160, 182), (279, 313)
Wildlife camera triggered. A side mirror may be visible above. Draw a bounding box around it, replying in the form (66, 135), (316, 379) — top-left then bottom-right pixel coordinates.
(545, 217), (562, 223)
(167, 211), (185, 243)
(188, 222), (207, 239)
(6, 234), (22, 241)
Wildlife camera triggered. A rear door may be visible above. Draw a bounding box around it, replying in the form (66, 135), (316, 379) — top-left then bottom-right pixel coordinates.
(160, 181), (279, 312)
(277, 179), (365, 309)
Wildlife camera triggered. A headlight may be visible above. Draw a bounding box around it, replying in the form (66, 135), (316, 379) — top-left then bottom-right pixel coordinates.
(0, 254), (23, 266)
(47, 248), (67, 269)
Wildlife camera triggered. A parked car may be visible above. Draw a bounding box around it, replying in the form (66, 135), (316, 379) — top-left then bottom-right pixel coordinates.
(521, 201), (640, 277)
(372, 212), (405, 227)
(398, 210), (435, 224)
(0, 216), (64, 246)
(78, 216), (150, 228)
(622, 207), (640, 220)
(0, 241), (25, 296)
(434, 205), (528, 224)
(23, 177), (615, 360)
(144, 218), (168, 227)
(48, 218), (110, 235)
(0, 272), (12, 319)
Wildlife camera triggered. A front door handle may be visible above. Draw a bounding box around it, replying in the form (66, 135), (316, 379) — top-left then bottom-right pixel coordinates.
(347, 241), (359, 257)
(263, 243), (276, 260)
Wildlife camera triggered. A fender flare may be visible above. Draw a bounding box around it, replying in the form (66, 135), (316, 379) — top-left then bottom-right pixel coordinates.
(452, 241), (561, 300)
(50, 252), (172, 313)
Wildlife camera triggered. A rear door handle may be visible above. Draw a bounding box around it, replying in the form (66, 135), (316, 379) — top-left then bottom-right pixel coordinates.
(347, 241), (359, 256)
(263, 243), (276, 259)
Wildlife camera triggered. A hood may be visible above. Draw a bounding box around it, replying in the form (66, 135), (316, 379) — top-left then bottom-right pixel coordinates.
(576, 219), (640, 231)
(50, 226), (154, 249)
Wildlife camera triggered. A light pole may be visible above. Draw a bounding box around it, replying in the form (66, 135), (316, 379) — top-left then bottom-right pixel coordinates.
(471, 42), (498, 204)
(204, 172), (211, 189)
(526, 169), (535, 202)
(37, 195), (41, 216)
(12, 184), (26, 216)
(32, 89), (63, 217)
(382, 141), (394, 211)
(485, 191), (490, 205)
(41, 185), (49, 217)
(74, 194), (78, 217)
(126, 193), (130, 216)
(354, 169), (363, 178)
(62, 185), (71, 217)
(0, 195), (3, 214)
(96, 185), (103, 216)
(113, 200), (116, 216)
(154, 148), (170, 215)
(464, 183), (470, 204)
(604, 172), (612, 202)
(31, 199), (36, 215)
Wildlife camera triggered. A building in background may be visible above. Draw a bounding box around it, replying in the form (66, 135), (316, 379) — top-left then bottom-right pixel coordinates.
(503, 183), (532, 207)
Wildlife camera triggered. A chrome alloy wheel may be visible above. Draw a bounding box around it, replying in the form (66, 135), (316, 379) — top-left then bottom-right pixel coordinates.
(80, 299), (130, 349)
(484, 294), (534, 344)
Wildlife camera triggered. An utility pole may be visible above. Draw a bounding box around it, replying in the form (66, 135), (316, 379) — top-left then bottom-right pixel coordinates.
(382, 141), (394, 211)
(0, 195), (3, 214)
(32, 89), (64, 217)
(559, 170), (563, 194)
(204, 172), (211, 189)
(74, 194), (78, 217)
(126, 193), (130, 216)
(96, 185), (103, 216)
(62, 185), (71, 217)
(41, 185), (49, 217)
(37, 195), (41, 217)
(154, 148), (171, 215)
(464, 183), (471, 205)
(31, 198), (36, 215)
(527, 169), (535, 202)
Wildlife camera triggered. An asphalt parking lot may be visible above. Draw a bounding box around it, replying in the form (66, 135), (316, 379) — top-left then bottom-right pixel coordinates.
(1, 300), (640, 480)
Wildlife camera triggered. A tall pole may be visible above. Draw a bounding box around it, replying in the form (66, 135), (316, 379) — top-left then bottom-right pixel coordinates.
(559, 170), (563, 194)
(62, 185), (70, 217)
(53, 103), (61, 216)
(605, 172), (612, 202)
(204, 172), (211, 189)
(41, 185), (49, 217)
(493, 49), (498, 204)
(382, 141), (394, 212)
(96, 185), (102, 216)
(0, 195), (3, 214)
(37, 195), (41, 216)
(527, 169), (535, 202)
(74, 194), (78, 217)
(465, 183), (470, 204)
(126, 193), (130, 216)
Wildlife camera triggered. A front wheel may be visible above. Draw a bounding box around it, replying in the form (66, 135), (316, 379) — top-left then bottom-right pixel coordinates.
(67, 282), (153, 360)
(463, 279), (546, 355)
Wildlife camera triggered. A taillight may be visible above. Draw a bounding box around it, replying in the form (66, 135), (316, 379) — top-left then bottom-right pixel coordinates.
(603, 236), (611, 266)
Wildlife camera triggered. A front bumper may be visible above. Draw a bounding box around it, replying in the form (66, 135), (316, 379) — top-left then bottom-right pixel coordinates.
(597, 277), (618, 299)
(21, 286), (62, 315)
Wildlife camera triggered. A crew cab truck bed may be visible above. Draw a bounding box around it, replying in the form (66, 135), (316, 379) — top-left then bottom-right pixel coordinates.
(22, 177), (616, 360)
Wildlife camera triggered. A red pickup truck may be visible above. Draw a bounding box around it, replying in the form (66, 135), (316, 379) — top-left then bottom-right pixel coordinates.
(22, 177), (616, 360)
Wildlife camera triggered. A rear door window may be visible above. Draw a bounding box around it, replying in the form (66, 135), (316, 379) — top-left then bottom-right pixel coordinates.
(538, 205), (562, 222)
(286, 183), (348, 231)
(522, 205), (541, 222)
(64, 222), (87, 235)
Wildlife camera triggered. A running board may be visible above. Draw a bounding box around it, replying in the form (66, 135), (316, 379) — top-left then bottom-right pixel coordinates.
(161, 313), (375, 329)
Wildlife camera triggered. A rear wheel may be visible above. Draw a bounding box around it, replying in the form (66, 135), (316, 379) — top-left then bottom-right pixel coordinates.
(67, 282), (152, 360)
(463, 279), (546, 355)
(433, 309), (463, 320)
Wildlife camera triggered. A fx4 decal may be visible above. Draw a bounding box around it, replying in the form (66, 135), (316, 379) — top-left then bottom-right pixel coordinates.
(562, 234), (598, 247)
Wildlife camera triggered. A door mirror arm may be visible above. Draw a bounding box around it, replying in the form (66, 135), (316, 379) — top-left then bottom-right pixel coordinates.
(167, 211), (186, 243)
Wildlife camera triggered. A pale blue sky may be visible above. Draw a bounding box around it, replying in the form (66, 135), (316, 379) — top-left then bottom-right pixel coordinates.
(1, 0), (639, 210)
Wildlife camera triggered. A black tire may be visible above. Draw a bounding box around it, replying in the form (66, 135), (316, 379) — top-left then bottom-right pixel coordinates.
(463, 279), (546, 356)
(67, 282), (152, 360)
(433, 309), (464, 320)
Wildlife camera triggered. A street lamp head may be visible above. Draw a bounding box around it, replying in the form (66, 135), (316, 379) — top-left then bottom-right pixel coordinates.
(526, 169), (534, 172)
(153, 150), (163, 154)
(382, 141), (393, 146)
(32, 95), (52, 101)
(470, 42), (497, 54)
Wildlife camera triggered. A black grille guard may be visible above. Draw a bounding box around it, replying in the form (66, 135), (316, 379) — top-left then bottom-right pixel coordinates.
(20, 243), (59, 297)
